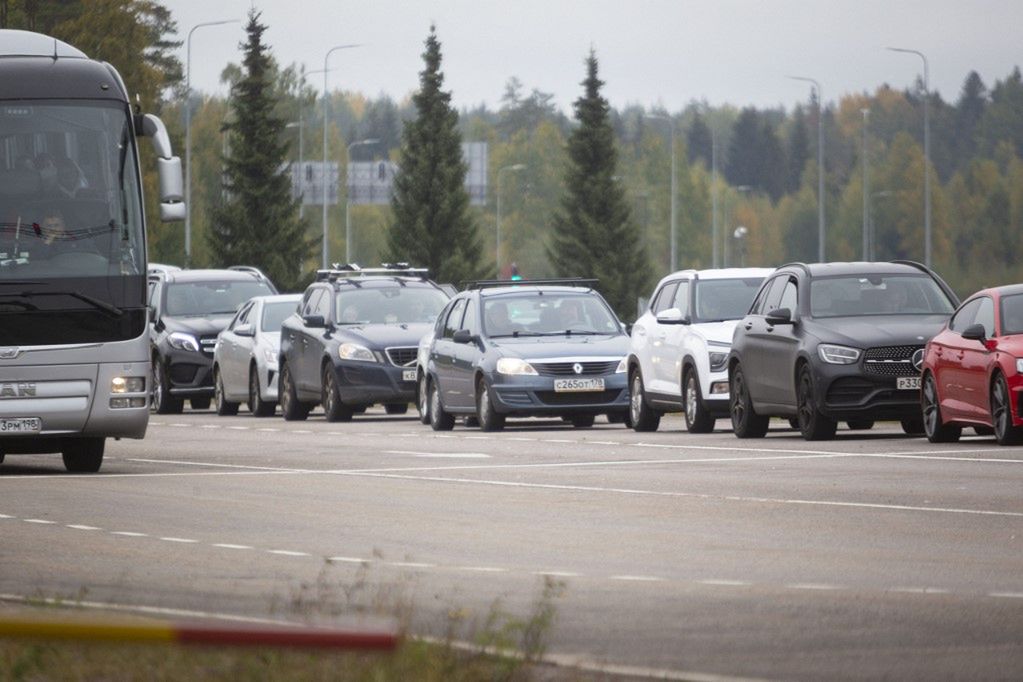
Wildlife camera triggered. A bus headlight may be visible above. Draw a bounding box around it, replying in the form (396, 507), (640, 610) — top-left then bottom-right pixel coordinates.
(111, 376), (145, 393)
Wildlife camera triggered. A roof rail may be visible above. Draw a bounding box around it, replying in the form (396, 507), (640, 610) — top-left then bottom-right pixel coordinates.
(777, 262), (811, 275)
(461, 278), (599, 291)
(228, 265), (271, 281)
(315, 263), (431, 282)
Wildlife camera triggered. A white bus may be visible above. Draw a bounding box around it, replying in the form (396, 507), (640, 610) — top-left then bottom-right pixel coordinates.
(0, 30), (184, 472)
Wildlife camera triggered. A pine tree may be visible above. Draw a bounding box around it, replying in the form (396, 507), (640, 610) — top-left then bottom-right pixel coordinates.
(787, 107), (810, 193)
(548, 51), (647, 320)
(686, 113), (713, 168)
(208, 10), (311, 291)
(386, 26), (488, 285)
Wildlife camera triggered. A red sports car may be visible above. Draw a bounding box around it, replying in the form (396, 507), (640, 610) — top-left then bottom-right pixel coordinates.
(921, 285), (1023, 445)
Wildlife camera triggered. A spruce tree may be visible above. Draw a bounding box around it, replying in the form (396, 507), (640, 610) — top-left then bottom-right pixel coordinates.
(386, 26), (487, 285)
(208, 10), (311, 291)
(549, 51), (648, 320)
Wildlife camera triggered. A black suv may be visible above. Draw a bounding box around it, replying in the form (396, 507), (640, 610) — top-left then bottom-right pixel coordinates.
(277, 265), (450, 421)
(148, 268), (277, 413)
(728, 261), (958, 440)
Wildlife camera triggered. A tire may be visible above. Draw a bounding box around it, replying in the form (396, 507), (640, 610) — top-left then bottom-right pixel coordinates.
(476, 379), (506, 431)
(922, 373), (961, 443)
(190, 397), (212, 411)
(628, 370), (661, 432)
(683, 368), (715, 433)
(279, 362), (310, 421)
(570, 414), (596, 428)
(797, 365), (837, 441)
(846, 419), (874, 431)
(385, 403), (409, 415)
(429, 379), (455, 431)
(214, 369), (239, 416)
(973, 425), (994, 436)
(788, 417), (800, 430)
(151, 357), (183, 415)
(62, 438), (104, 473)
(900, 417), (925, 436)
(416, 374), (430, 425)
(322, 365), (354, 422)
(991, 374), (1022, 445)
(249, 365), (275, 417)
(730, 363), (769, 438)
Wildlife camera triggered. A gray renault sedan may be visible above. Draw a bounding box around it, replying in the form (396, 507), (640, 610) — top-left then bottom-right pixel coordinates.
(422, 280), (630, 431)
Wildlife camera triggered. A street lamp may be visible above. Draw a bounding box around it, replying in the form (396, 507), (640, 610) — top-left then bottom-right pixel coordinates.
(711, 125), (720, 268)
(287, 68), (331, 221)
(789, 75), (825, 262)
(345, 138), (380, 264)
(861, 108), (870, 261)
(645, 114), (678, 271)
(185, 18), (239, 268)
(496, 164), (526, 274)
(321, 43), (361, 270)
(733, 226), (749, 267)
(888, 47), (932, 268)
(724, 185), (750, 267)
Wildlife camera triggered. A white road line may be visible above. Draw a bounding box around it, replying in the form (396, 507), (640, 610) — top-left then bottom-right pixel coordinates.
(111, 531), (148, 537)
(0, 514), (13, 519)
(786, 583), (845, 591)
(504, 437), (537, 442)
(455, 566), (507, 573)
(889, 587), (950, 595)
(989, 592), (1023, 599)
(589, 440), (621, 445)
(385, 450), (491, 459)
(389, 561), (435, 568)
(533, 571), (582, 578)
(293, 430), (312, 434)
(610, 575), (664, 582)
(544, 439), (575, 444)
(212, 543), (253, 550)
(227, 426), (249, 431)
(200, 425), (220, 429)
(860, 452), (1023, 464)
(699, 579), (752, 587)
(160, 536), (198, 543)
(23, 519), (55, 524)
(268, 549), (309, 557)
(169, 423), (188, 427)
(66, 524), (101, 531)
(257, 428), (280, 432)
(328, 556), (370, 564)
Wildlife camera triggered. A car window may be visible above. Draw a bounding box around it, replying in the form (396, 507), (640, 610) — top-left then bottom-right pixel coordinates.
(759, 276), (788, 315)
(974, 297), (995, 337)
(1000, 294), (1023, 336)
(461, 298), (479, 333)
(810, 274), (955, 318)
(261, 301), (299, 332)
(652, 282), (679, 314)
(672, 281), (690, 318)
(301, 289), (322, 317)
(778, 279), (798, 313)
(231, 302), (252, 330)
(443, 299), (467, 339)
(483, 292), (621, 336)
(335, 285), (449, 325)
(163, 280), (274, 317)
(313, 288), (332, 320)
(435, 299), (456, 335)
(949, 298), (982, 333)
(692, 277), (765, 322)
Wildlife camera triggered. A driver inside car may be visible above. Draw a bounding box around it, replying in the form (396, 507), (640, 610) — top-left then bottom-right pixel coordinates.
(36, 208), (99, 258)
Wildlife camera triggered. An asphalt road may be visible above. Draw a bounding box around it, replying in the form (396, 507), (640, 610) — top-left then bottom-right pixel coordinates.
(2, 408), (1022, 681)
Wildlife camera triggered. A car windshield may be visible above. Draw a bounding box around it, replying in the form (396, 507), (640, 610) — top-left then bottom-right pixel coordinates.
(164, 281), (274, 317)
(261, 300), (298, 332)
(1000, 294), (1023, 335)
(810, 274), (955, 318)
(483, 292), (622, 336)
(693, 278), (765, 322)
(335, 285), (448, 324)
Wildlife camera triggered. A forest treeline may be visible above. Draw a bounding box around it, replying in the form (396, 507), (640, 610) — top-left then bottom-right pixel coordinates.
(5, 0), (1023, 302)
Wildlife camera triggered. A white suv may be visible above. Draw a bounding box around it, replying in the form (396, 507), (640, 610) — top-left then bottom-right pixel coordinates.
(627, 268), (772, 432)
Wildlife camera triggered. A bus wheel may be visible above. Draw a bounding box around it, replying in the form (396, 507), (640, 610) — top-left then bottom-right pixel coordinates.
(62, 438), (104, 473)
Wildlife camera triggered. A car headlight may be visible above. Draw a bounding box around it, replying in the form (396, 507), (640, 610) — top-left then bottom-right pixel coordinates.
(338, 343), (376, 362)
(615, 357), (627, 373)
(262, 347), (278, 365)
(167, 332), (200, 352)
(496, 358), (538, 376)
(1016, 358), (1023, 374)
(818, 344), (861, 365)
(709, 351), (728, 372)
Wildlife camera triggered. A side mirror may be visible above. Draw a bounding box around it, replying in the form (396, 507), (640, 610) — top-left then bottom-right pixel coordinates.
(624, 323), (633, 336)
(234, 323), (255, 337)
(452, 329), (473, 344)
(139, 114), (185, 222)
(303, 314), (326, 328)
(766, 308), (794, 325)
(961, 323), (987, 342)
(655, 308), (687, 325)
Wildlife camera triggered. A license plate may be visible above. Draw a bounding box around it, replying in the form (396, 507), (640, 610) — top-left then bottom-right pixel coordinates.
(402, 369), (417, 382)
(897, 377), (921, 390)
(0, 417), (41, 434)
(554, 378), (605, 393)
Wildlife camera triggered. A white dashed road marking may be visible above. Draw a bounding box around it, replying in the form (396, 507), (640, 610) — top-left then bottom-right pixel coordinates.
(160, 537), (198, 543)
(23, 519), (55, 524)
(385, 450), (491, 459)
(212, 543), (253, 550)
(66, 524), (101, 531)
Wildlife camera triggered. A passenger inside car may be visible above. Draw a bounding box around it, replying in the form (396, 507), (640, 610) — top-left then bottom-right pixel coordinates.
(486, 301), (519, 335)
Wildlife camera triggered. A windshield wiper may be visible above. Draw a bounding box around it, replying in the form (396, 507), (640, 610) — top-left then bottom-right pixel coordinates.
(0, 290), (123, 317)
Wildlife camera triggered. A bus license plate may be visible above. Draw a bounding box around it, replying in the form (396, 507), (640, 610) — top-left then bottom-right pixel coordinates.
(554, 378), (605, 393)
(402, 369), (417, 382)
(0, 417), (41, 434)
(897, 377), (921, 390)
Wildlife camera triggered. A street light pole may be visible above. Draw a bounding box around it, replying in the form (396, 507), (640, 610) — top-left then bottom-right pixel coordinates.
(789, 76), (825, 262)
(711, 126), (719, 268)
(861, 108), (870, 261)
(888, 47), (931, 268)
(321, 44), (360, 270)
(646, 115), (677, 271)
(185, 18), (238, 268)
(344, 138), (380, 264)
(496, 164), (526, 275)
(725, 186), (751, 267)
(285, 121), (304, 218)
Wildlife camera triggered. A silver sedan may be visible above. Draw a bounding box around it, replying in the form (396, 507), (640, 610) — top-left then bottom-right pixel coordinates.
(213, 294), (302, 416)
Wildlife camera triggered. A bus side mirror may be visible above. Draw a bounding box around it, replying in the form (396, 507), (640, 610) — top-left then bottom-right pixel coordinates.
(138, 114), (185, 222)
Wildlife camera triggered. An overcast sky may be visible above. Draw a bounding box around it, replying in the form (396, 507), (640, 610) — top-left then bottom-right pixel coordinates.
(165, 0), (1022, 112)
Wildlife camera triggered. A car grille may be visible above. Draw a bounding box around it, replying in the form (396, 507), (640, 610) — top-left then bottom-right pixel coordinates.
(863, 345), (923, 377)
(534, 361), (619, 376)
(536, 389), (623, 405)
(199, 337), (218, 358)
(385, 347), (418, 367)
(826, 377), (874, 405)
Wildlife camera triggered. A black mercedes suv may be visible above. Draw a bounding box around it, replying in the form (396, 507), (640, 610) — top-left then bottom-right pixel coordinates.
(277, 265), (450, 421)
(148, 268), (277, 413)
(728, 261), (958, 440)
